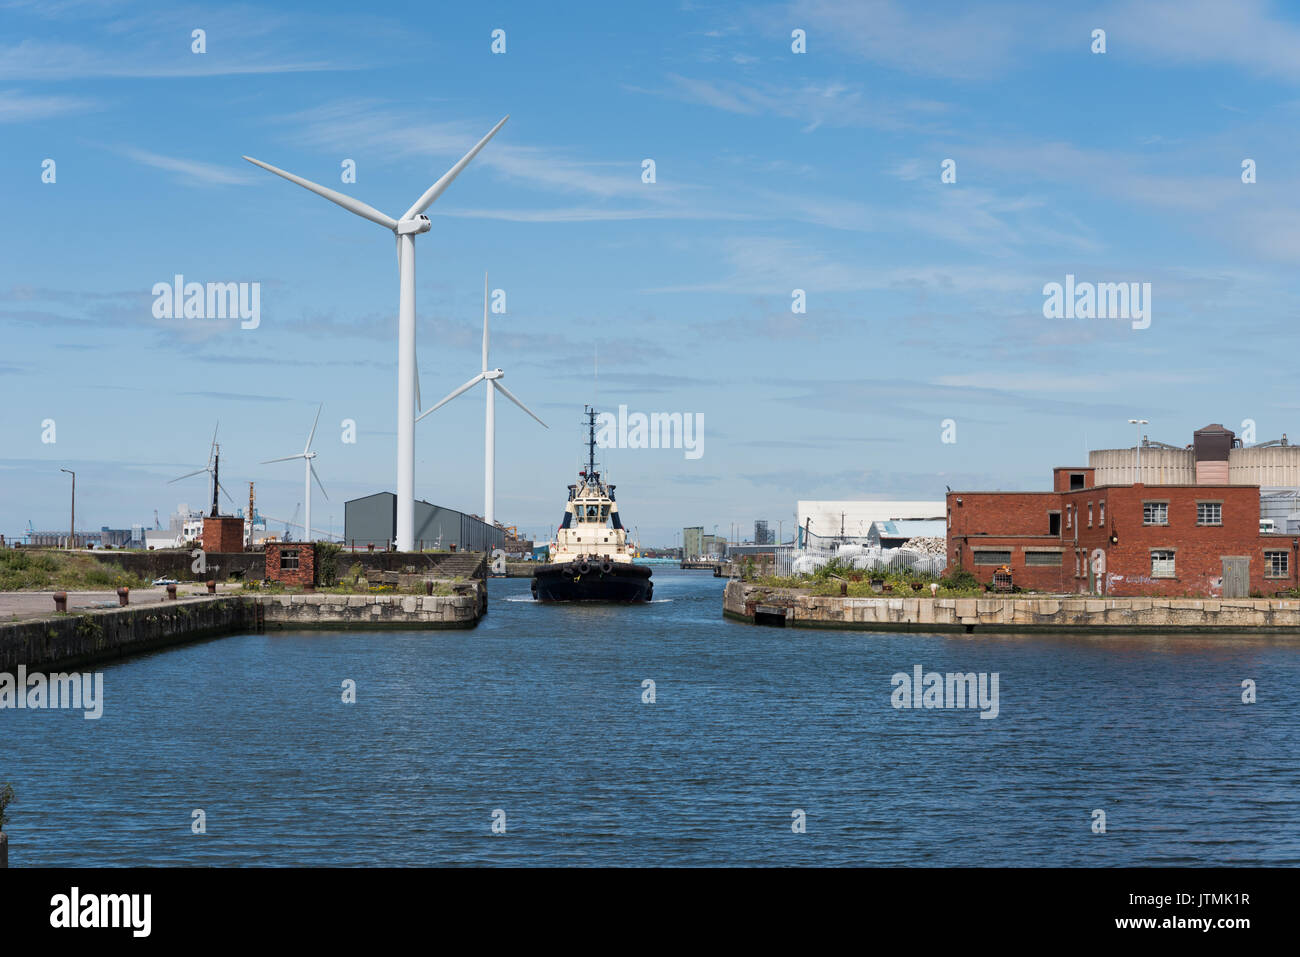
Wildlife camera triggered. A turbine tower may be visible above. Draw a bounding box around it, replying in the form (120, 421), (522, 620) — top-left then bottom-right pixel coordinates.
(262, 403), (328, 545)
(417, 271), (546, 526)
(242, 115), (508, 550)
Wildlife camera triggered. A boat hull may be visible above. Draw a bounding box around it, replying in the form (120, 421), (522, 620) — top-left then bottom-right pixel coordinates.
(531, 561), (653, 603)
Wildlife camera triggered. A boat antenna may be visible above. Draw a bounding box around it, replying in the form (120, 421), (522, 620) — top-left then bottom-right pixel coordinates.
(584, 405), (597, 478)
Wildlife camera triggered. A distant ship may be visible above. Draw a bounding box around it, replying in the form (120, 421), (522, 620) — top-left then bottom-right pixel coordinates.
(531, 407), (654, 603)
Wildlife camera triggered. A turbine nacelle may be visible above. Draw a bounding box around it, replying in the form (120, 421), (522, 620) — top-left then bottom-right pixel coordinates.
(395, 215), (432, 236)
(485, 368), (504, 380)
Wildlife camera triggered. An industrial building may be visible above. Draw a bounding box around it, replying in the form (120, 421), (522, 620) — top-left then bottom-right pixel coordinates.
(682, 526), (704, 560)
(343, 492), (506, 552)
(947, 424), (1300, 597)
(795, 500), (946, 549)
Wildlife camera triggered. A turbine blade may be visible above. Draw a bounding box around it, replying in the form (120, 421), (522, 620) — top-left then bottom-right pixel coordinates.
(261, 454), (306, 464)
(482, 270), (489, 372)
(402, 115), (509, 220)
(218, 482), (236, 504)
(169, 467), (209, 483)
(305, 402), (322, 452)
(416, 362), (422, 411)
(493, 380), (547, 428)
(414, 373), (485, 423)
(310, 462), (329, 501)
(243, 156), (398, 230)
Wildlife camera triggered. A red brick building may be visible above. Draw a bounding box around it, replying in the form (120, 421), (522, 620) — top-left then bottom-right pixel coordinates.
(948, 426), (1298, 597)
(201, 516), (246, 554)
(264, 541), (316, 587)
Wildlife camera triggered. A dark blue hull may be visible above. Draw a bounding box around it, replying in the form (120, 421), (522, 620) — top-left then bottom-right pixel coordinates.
(531, 561), (653, 603)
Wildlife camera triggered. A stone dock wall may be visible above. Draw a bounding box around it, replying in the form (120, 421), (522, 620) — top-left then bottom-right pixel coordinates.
(724, 581), (1300, 633)
(257, 589), (484, 630)
(1, 586), (488, 672)
(0, 596), (256, 672)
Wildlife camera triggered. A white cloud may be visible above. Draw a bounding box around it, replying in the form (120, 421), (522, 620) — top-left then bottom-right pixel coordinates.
(0, 87), (95, 122)
(115, 147), (257, 185)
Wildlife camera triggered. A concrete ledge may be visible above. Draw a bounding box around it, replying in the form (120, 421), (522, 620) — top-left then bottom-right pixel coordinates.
(257, 592), (482, 630)
(0, 596), (255, 672)
(724, 581), (1300, 635)
(1, 585), (489, 672)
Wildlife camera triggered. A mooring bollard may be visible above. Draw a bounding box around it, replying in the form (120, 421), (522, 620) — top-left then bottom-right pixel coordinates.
(206, 580), (216, 595)
(165, 584), (177, 601)
(425, 580), (433, 596)
(53, 591), (67, 613)
(930, 583), (939, 597)
(117, 586), (129, 607)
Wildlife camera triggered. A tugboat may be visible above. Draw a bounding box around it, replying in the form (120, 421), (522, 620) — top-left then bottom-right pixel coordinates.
(531, 407), (654, 603)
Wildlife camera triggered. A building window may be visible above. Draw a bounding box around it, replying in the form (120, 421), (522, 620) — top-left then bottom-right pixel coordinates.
(1025, 551), (1062, 566)
(1048, 512), (1061, 535)
(1074, 552), (1080, 576)
(1151, 550), (1175, 578)
(1143, 502), (1168, 526)
(1265, 550), (1289, 578)
(1099, 502), (1105, 525)
(1070, 473), (1085, 490)
(1087, 503), (1093, 527)
(1196, 502), (1222, 526)
(1066, 506), (1072, 529)
(280, 548), (300, 570)
(973, 550), (1012, 565)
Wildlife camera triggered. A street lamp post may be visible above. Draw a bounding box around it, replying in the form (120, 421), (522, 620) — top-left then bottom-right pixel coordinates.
(1128, 419), (1149, 484)
(59, 468), (75, 549)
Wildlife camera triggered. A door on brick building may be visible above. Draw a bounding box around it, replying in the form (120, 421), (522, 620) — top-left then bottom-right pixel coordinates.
(1222, 556), (1249, 598)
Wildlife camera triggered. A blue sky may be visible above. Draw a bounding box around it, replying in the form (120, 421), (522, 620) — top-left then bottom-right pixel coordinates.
(4, 0), (1300, 546)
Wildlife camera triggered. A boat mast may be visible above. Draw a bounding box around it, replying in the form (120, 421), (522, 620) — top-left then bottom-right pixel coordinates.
(585, 405), (597, 480)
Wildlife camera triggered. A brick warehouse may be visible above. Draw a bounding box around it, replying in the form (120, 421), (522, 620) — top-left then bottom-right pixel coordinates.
(947, 424), (1300, 597)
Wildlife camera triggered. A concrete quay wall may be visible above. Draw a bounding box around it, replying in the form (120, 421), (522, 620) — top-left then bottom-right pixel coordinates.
(1, 587), (488, 672)
(0, 596), (255, 672)
(724, 581), (1300, 633)
(257, 591), (483, 630)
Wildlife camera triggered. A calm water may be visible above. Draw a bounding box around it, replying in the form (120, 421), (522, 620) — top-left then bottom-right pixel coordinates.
(6, 568), (1300, 866)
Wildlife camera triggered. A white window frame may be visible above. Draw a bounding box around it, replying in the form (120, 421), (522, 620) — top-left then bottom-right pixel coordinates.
(1264, 550), (1289, 579)
(1151, 549), (1176, 579)
(1196, 502), (1222, 527)
(1143, 501), (1169, 526)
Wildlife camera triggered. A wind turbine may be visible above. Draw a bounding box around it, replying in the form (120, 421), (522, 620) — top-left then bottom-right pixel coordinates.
(242, 114), (509, 551)
(416, 271), (546, 526)
(169, 423), (234, 517)
(261, 403), (328, 544)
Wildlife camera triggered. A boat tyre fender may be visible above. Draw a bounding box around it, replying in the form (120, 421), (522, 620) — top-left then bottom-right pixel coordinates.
(577, 560), (591, 575)
(600, 560), (613, 574)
